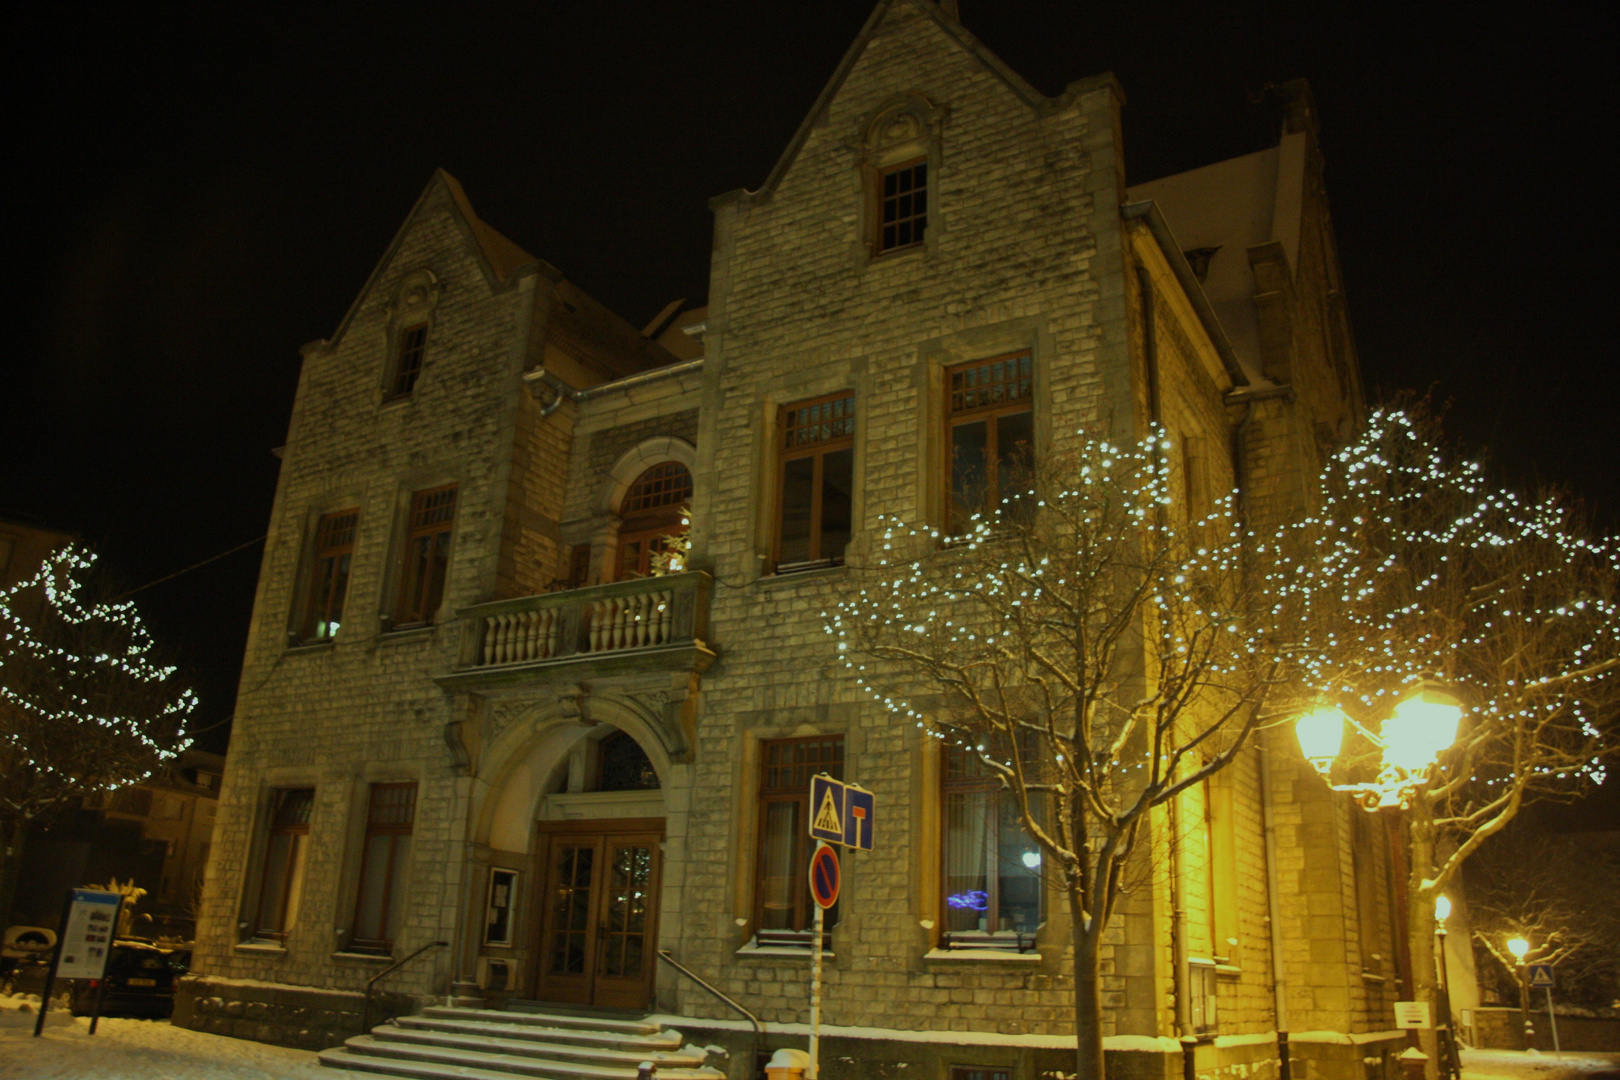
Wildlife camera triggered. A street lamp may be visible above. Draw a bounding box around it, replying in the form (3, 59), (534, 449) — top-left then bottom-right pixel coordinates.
(1433, 896), (1459, 1080)
(1507, 936), (1535, 1049)
(1294, 684), (1462, 809)
(1295, 682), (1466, 1080)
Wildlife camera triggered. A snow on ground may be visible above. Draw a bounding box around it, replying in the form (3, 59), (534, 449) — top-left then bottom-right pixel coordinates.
(1460, 1049), (1620, 1080)
(0, 995), (328, 1080)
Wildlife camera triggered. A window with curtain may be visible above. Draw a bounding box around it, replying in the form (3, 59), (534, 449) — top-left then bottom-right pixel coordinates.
(941, 743), (1043, 947)
(255, 788), (314, 941)
(776, 393), (855, 572)
(756, 736), (843, 941)
(395, 485), (456, 625)
(350, 782), (416, 953)
(302, 509), (357, 640)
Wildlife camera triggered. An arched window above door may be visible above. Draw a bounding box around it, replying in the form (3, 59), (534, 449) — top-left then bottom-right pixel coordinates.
(616, 462), (692, 580)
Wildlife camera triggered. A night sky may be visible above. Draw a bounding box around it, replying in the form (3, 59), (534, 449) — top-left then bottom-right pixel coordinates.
(3, 3), (1613, 757)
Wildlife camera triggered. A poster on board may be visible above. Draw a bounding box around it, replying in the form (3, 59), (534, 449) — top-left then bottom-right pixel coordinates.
(55, 889), (121, 980)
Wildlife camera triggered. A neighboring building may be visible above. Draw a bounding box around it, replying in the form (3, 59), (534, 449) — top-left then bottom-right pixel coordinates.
(0, 515), (75, 590)
(178, 4), (1411, 1078)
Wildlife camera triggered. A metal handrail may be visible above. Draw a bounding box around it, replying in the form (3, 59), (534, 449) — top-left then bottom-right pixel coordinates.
(657, 949), (765, 1067)
(360, 940), (448, 1034)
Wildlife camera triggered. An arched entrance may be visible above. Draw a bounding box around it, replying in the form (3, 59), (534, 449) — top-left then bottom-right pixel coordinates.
(532, 729), (664, 1009)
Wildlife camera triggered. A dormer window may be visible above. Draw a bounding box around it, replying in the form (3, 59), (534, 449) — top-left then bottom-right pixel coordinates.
(859, 95), (941, 260)
(389, 325), (428, 399)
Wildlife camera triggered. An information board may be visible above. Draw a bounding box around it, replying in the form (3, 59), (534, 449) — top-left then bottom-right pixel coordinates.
(56, 889), (121, 980)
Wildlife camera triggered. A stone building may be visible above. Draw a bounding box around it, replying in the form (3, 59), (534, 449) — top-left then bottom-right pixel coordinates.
(177, 4), (1412, 1078)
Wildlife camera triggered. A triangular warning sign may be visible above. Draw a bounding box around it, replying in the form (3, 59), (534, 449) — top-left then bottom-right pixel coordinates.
(813, 787), (843, 835)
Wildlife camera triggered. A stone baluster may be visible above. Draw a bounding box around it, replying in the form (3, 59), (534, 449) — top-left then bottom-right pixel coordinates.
(520, 610), (538, 662)
(588, 600), (606, 652)
(656, 590), (672, 645)
(482, 615), (499, 665)
(543, 608), (559, 658)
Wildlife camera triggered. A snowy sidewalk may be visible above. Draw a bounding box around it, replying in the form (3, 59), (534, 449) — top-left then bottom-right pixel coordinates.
(1, 1001), (328, 1080)
(1459, 1049), (1620, 1080)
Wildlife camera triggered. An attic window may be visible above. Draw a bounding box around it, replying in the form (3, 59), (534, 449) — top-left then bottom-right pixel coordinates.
(878, 160), (928, 253)
(389, 324), (429, 399)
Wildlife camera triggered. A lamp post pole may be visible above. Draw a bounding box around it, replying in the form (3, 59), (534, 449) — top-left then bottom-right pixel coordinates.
(1507, 937), (1534, 1050)
(1433, 900), (1459, 1080)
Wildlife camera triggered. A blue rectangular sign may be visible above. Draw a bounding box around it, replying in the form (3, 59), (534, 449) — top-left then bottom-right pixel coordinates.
(844, 785), (875, 851)
(809, 774), (846, 844)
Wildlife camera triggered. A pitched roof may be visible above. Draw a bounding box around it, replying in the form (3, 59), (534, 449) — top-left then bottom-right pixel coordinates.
(740, 0), (1050, 203)
(437, 170), (538, 283)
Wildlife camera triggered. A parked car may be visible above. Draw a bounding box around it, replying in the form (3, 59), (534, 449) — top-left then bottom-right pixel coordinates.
(68, 939), (182, 1018)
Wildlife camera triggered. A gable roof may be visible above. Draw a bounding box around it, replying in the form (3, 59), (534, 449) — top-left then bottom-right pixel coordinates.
(319, 169), (546, 350)
(742, 0), (1050, 203)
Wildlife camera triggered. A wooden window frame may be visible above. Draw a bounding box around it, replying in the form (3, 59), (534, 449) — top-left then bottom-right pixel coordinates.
(754, 735), (844, 941)
(616, 462), (692, 581)
(254, 788), (314, 941)
(940, 742), (1044, 950)
(301, 509), (358, 641)
(774, 392), (856, 573)
(350, 782), (416, 954)
(950, 1068), (1013, 1080)
(945, 353), (1034, 534)
(394, 485), (457, 627)
(388, 324), (429, 400)
(875, 158), (929, 255)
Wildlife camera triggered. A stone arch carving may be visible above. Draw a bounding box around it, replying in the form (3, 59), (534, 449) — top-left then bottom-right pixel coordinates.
(597, 436), (698, 517)
(474, 691), (686, 853)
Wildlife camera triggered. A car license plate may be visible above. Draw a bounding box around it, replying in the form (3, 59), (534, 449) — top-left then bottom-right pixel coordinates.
(126, 977), (157, 986)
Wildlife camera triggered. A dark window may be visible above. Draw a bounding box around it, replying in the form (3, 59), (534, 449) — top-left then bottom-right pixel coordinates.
(255, 788), (314, 941)
(942, 743), (1044, 946)
(776, 393), (855, 572)
(485, 867), (518, 946)
(395, 486), (456, 625)
(951, 1069), (1012, 1080)
(302, 510), (358, 640)
(351, 783), (416, 953)
(617, 462), (692, 580)
(566, 543), (592, 589)
(756, 736), (843, 938)
(947, 353), (1034, 533)
(878, 160), (928, 253)
(390, 324), (429, 399)
(597, 732), (660, 792)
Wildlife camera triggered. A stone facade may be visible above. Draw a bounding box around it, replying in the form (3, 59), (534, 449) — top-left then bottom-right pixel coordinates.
(180, 3), (1407, 1077)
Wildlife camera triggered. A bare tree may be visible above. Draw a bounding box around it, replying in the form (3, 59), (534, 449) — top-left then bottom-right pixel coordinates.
(827, 428), (1287, 1080)
(0, 544), (196, 928)
(1468, 830), (1620, 1012)
(1269, 407), (1620, 1072)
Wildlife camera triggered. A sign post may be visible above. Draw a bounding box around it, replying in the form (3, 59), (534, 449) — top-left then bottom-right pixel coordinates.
(33, 888), (123, 1037)
(1529, 965), (1559, 1051)
(806, 843), (840, 1080)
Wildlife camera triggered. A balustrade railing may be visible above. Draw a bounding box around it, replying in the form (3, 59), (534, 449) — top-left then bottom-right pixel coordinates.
(455, 571), (710, 672)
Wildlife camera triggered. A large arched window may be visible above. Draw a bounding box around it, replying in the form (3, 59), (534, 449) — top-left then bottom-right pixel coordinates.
(616, 462), (692, 579)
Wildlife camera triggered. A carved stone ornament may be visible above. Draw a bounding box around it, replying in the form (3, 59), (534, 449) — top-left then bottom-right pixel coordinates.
(489, 701), (529, 737)
(880, 111), (922, 145)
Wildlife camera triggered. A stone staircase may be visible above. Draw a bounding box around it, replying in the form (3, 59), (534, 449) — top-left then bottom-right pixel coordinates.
(318, 1005), (727, 1080)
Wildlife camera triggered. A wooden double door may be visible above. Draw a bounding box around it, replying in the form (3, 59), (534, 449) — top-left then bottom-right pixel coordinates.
(533, 819), (663, 1010)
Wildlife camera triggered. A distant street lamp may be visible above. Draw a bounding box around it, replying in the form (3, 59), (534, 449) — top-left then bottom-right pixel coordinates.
(1296, 682), (1466, 1080)
(1507, 936), (1535, 1049)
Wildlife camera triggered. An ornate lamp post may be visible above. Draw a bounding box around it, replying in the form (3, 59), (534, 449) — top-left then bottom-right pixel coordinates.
(1296, 682), (1465, 1080)
(1507, 936), (1534, 1049)
(1433, 896), (1460, 1080)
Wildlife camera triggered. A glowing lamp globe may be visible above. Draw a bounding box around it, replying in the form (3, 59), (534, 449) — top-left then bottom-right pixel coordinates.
(1507, 937), (1530, 960)
(1296, 708), (1347, 766)
(1434, 895), (1451, 922)
(1381, 686), (1463, 772)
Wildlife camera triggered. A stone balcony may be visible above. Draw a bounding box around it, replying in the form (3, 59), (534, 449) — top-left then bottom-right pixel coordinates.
(435, 570), (716, 692)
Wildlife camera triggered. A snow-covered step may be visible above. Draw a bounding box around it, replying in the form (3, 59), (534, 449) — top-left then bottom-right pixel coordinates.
(343, 1031), (711, 1071)
(392, 1014), (681, 1052)
(318, 1005), (723, 1080)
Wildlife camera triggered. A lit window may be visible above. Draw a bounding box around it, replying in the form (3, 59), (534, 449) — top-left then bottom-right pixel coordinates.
(776, 394), (855, 572)
(947, 353), (1034, 532)
(389, 324), (428, 399)
(351, 783), (415, 953)
(302, 510), (357, 640)
(254, 788), (314, 941)
(942, 744), (1043, 947)
(756, 737), (843, 941)
(878, 160), (928, 253)
(616, 462), (692, 580)
(395, 486), (456, 626)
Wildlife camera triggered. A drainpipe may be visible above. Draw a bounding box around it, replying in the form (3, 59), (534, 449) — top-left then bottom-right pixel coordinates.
(1258, 740), (1292, 1080)
(1171, 798), (1196, 1080)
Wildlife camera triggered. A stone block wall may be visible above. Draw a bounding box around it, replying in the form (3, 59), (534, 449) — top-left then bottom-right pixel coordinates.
(173, 975), (415, 1052)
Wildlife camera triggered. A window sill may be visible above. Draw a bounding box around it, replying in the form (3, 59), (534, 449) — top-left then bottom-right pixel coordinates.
(332, 951), (394, 965)
(734, 941), (833, 962)
(234, 941), (288, 956)
(378, 623), (436, 644)
(284, 639), (335, 656)
(1216, 964), (1242, 979)
(923, 947), (1042, 964)
(760, 563), (847, 587)
(1361, 970), (1388, 984)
